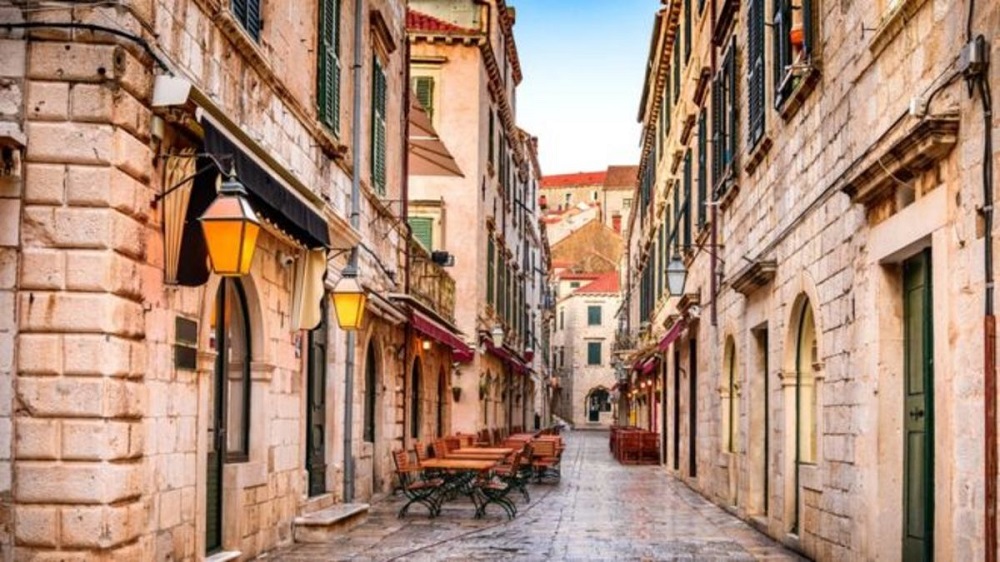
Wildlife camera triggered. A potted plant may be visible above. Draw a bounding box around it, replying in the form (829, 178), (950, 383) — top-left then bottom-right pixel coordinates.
(789, 25), (804, 48)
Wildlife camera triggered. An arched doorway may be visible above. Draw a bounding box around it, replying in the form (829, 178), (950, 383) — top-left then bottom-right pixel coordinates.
(785, 296), (819, 535)
(586, 387), (611, 423)
(207, 279), (251, 555)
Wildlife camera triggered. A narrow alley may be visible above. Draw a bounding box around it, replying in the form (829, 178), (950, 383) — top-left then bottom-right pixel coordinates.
(265, 432), (803, 561)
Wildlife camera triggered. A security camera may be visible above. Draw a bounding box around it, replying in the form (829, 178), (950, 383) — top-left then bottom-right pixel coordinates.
(278, 251), (296, 267)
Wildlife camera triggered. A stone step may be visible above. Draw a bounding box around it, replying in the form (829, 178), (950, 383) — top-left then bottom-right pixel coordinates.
(292, 503), (370, 543)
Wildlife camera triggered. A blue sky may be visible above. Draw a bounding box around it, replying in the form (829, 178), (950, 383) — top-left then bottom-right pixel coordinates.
(513, 1), (656, 176)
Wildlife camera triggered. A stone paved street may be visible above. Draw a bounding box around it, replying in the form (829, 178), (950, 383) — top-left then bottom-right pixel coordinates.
(262, 432), (804, 561)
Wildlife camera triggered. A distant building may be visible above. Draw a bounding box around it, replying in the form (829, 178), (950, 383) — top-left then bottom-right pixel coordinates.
(541, 165), (638, 234)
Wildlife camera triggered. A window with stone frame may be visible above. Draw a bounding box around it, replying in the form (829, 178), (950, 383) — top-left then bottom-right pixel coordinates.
(317, 0), (341, 135)
(587, 305), (602, 326)
(683, 0), (692, 62)
(697, 109), (707, 228)
(231, 0), (261, 42)
(747, 0), (766, 149)
(371, 56), (388, 196)
(587, 341), (603, 366)
(412, 75), (434, 121)
(409, 217), (433, 251)
(772, 0), (814, 109)
(711, 43), (738, 197)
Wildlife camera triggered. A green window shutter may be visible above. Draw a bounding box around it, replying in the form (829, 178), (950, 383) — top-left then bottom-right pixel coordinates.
(487, 238), (495, 306)
(413, 76), (434, 121)
(371, 57), (387, 196)
(488, 111), (495, 166)
(683, 0), (691, 62)
(711, 75), (722, 193)
(773, 0), (792, 106)
(748, 0), (765, 148)
(673, 42), (681, 103)
(588, 306), (602, 326)
(673, 184), (681, 253)
(232, 0), (261, 41)
(409, 217), (433, 250)
(683, 151), (692, 248)
(697, 109), (707, 228)
(318, 0), (341, 135)
(725, 47), (738, 171)
(587, 342), (602, 366)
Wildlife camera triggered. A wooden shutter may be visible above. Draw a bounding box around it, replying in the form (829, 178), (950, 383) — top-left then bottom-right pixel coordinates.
(413, 76), (434, 121)
(711, 75), (722, 192)
(232, 0), (260, 41)
(725, 46), (737, 171)
(684, 0), (692, 62)
(488, 111), (494, 166)
(409, 217), (433, 250)
(318, 0), (341, 135)
(673, 183), (681, 253)
(803, 0), (813, 57)
(371, 57), (387, 195)
(697, 109), (707, 227)
(673, 43), (681, 103)
(683, 151), (692, 248)
(748, 0), (765, 148)
(773, 0), (792, 106)
(487, 238), (495, 306)
(588, 342), (601, 365)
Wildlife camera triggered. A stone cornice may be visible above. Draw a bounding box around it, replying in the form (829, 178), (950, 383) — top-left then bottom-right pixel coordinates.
(495, 0), (523, 85)
(840, 115), (960, 206)
(729, 259), (777, 296)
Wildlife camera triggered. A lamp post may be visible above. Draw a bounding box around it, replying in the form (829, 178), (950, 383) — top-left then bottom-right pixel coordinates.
(490, 325), (504, 347)
(665, 255), (687, 297)
(199, 169), (260, 276)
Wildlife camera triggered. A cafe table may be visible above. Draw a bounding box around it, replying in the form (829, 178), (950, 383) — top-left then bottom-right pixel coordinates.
(418, 458), (498, 511)
(449, 448), (513, 460)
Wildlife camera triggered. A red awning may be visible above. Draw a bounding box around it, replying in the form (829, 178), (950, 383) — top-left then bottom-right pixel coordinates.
(483, 338), (529, 374)
(640, 357), (660, 375)
(411, 312), (474, 363)
(658, 320), (686, 351)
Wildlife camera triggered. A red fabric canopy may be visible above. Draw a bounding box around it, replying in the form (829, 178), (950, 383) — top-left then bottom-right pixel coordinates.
(657, 320), (686, 351)
(639, 357), (660, 375)
(483, 338), (529, 374)
(411, 312), (474, 363)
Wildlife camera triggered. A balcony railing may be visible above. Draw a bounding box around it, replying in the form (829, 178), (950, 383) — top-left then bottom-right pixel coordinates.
(409, 241), (456, 323)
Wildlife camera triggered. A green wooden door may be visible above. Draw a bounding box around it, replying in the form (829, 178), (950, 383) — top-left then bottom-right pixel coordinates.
(306, 299), (328, 497)
(903, 249), (934, 561)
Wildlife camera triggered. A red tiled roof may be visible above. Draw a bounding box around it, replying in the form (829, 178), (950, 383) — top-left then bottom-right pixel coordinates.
(603, 165), (639, 190)
(540, 171), (607, 189)
(407, 9), (477, 34)
(576, 272), (620, 294)
(558, 272), (601, 281)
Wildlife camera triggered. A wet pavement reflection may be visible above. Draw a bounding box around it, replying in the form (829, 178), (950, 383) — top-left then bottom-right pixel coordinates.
(263, 431), (805, 561)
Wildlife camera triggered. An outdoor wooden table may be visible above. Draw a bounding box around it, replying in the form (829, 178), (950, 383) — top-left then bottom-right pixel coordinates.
(420, 458), (497, 471)
(447, 448), (513, 461)
(418, 458), (498, 514)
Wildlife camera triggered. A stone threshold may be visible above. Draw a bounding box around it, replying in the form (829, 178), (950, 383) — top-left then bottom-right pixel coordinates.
(205, 551), (241, 562)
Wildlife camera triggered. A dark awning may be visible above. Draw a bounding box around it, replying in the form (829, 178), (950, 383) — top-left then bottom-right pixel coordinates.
(203, 120), (330, 249)
(412, 311), (474, 363)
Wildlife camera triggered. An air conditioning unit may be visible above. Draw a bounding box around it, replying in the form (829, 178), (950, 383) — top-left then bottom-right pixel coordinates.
(431, 251), (455, 267)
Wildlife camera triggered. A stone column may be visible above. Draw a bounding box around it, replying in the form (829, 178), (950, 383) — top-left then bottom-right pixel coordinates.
(11, 6), (155, 558)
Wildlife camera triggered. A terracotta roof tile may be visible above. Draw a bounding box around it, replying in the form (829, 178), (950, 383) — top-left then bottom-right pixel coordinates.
(407, 9), (477, 34)
(540, 171), (607, 189)
(603, 165), (639, 190)
(575, 272), (620, 294)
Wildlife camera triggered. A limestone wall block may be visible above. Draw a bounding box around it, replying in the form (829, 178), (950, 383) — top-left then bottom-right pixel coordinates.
(16, 333), (61, 375)
(19, 249), (63, 290)
(62, 334), (131, 377)
(25, 122), (112, 166)
(0, 200), (20, 247)
(26, 42), (117, 83)
(23, 163), (65, 206)
(15, 460), (140, 504)
(26, 81), (67, 121)
(69, 82), (113, 123)
(111, 126), (150, 184)
(19, 292), (143, 336)
(0, 80), (22, 118)
(13, 418), (58, 460)
(0, 248), (16, 289)
(61, 420), (141, 461)
(12, 505), (56, 547)
(0, 39), (26, 78)
(60, 503), (139, 548)
(64, 165), (111, 208)
(103, 379), (144, 418)
(16, 376), (103, 417)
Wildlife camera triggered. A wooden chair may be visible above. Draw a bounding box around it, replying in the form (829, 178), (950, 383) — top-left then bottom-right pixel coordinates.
(640, 433), (660, 464)
(432, 438), (450, 458)
(494, 447), (530, 503)
(475, 453), (520, 519)
(530, 439), (561, 481)
(392, 450), (443, 518)
(619, 432), (641, 464)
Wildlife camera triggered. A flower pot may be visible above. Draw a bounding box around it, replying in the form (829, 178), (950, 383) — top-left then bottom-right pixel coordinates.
(452, 386), (462, 402)
(789, 27), (804, 48)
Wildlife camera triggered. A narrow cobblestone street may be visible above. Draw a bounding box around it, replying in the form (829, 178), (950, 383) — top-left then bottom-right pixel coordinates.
(263, 432), (803, 561)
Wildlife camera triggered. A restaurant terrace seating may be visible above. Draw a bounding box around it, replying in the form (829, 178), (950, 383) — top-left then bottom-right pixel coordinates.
(610, 426), (660, 465)
(474, 451), (521, 519)
(530, 438), (561, 481)
(392, 450), (444, 518)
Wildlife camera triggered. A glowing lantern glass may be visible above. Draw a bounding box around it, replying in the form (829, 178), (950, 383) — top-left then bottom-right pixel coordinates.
(332, 273), (367, 330)
(199, 172), (260, 276)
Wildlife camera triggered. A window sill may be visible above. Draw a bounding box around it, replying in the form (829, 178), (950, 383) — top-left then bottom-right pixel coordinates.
(776, 66), (821, 122)
(867, 0), (931, 57)
(743, 136), (773, 174)
(714, 173), (739, 212)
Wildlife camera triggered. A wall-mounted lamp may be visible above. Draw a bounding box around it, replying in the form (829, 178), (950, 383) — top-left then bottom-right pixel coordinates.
(490, 325), (504, 347)
(199, 169), (260, 276)
(421, 339), (432, 351)
(331, 268), (366, 330)
(665, 255), (687, 297)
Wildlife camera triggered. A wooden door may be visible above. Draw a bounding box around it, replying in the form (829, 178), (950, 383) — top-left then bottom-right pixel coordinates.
(903, 250), (934, 560)
(306, 299), (328, 497)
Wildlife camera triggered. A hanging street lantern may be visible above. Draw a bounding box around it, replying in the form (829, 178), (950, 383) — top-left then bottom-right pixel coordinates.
(665, 255), (688, 297)
(331, 270), (367, 330)
(490, 324), (505, 347)
(199, 169), (260, 276)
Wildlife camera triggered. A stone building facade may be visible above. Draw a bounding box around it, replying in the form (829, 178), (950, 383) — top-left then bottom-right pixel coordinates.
(623, 0), (1000, 560)
(540, 165), (638, 235)
(0, 0), (483, 559)
(407, 1), (548, 438)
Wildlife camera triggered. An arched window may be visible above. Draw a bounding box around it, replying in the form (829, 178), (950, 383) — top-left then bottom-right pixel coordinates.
(213, 278), (251, 461)
(410, 358), (422, 439)
(363, 343), (377, 443)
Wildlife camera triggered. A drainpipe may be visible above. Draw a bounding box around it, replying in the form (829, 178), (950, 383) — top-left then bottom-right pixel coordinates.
(402, 39), (413, 447)
(343, 0), (364, 504)
(709, 0), (718, 328)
